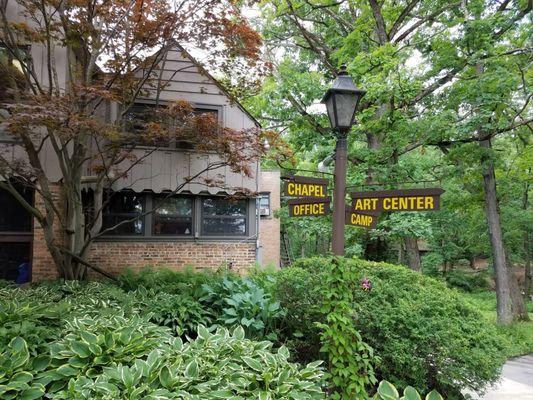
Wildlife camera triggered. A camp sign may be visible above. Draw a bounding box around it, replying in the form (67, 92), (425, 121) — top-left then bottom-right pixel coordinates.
(351, 188), (445, 212)
(283, 175), (328, 198)
(345, 207), (380, 229)
(288, 197), (331, 217)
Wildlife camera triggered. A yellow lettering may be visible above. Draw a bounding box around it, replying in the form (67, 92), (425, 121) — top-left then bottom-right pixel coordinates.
(416, 197), (423, 209)
(425, 196), (434, 209)
(383, 198), (391, 210)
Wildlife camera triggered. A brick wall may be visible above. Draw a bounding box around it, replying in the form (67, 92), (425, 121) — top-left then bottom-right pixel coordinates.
(32, 183), (61, 282)
(258, 170), (281, 268)
(30, 183), (259, 281)
(87, 241), (256, 277)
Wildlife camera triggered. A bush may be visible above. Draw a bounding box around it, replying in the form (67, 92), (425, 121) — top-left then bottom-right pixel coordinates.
(271, 267), (323, 363)
(200, 276), (285, 339)
(137, 290), (212, 337)
(444, 269), (491, 292)
(292, 257), (507, 398)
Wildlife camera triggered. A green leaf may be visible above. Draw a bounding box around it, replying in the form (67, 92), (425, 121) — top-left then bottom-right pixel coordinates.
(233, 326), (245, 340)
(425, 390), (444, 400)
(19, 385), (45, 400)
(159, 366), (173, 389)
(242, 356), (262, 372)
(197, 325), (210, 340)
(56, 364), (78, 377)
(378, 380), (400, 400)
(403, 386), (421, 400)
(11, 371), (33, 384)
(71, 341), (91, 358)
(184, 360), (199, 379)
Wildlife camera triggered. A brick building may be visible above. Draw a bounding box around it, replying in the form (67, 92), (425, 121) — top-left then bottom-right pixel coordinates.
(0, 2), (280, 282)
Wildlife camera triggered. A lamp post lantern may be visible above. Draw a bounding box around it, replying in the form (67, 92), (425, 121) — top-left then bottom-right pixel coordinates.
(321, 65), (365, 256)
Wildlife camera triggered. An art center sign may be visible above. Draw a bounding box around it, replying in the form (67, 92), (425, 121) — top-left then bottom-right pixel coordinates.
(350, 188), (444, 212)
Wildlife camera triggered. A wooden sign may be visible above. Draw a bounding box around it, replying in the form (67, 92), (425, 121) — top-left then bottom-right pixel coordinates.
(344, 206), (380, 229)
(283, 175), (328, 198)
(351, 188), (444, 212)
(345, 211), (379, 229)
(288, 197), (331, 217)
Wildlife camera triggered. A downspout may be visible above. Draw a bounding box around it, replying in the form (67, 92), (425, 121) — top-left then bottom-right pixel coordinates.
(255, 161), (260, 265)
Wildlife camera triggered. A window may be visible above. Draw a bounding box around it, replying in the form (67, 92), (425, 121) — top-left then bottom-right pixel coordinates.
(202, 197), (247, 236)
(123, 103), (219, 148)
(152, 195), (193, 235)
(0, 184), (33, 232)
(102, 191), (144, 235)
(258, 193), (270, 217)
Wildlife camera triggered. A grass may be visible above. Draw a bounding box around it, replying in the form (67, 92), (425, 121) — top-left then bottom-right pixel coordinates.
(461, 291), (533, 358)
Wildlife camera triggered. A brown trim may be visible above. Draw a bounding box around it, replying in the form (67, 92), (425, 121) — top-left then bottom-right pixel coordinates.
(350, 188), (445, 198)
(287, 196), (331, 205)
(0, 233), (33, 242)
(281, 175), (329, 185)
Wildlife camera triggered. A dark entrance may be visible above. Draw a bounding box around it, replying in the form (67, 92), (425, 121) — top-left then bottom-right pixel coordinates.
(0, 184), (33, 281)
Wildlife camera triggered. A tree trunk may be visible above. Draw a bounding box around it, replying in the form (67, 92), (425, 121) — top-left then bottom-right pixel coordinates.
(404, 236), (421, 272)
(480, 139), (514, 325)
(524, 182), (532, 299)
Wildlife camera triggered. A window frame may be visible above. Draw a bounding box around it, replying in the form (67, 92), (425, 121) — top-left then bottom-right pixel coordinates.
(258, 192), (271, 218)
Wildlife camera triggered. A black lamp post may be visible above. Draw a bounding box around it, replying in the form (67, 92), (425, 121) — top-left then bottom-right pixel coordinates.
(321, 65), (365, 256)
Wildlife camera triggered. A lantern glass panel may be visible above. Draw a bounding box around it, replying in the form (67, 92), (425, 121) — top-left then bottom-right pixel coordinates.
(335, 92), (358, 129)
(325, 95), (336, 128)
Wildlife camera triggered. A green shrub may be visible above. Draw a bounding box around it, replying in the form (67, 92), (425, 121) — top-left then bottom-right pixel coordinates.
(444, 269), (491, 292)
(119, 266), (219, 298)
(201, 276), (285, 339)
(292, 257), (507, 398)
(48, 326), (325, 399)
(272, 267), (323, 363)
(137, 290), (212, 337)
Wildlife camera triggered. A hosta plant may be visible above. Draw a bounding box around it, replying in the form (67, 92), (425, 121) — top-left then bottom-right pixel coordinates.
(0, 337), (48, 400)
(37, 314), (171, 394)
(51, 325), (325, 399)
(374, 380), (444, 400)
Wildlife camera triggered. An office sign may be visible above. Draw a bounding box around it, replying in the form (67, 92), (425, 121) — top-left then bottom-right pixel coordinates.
(288, 197), (331, 217)
(351, 188), (444, 212)
(283, 175), (329, 198)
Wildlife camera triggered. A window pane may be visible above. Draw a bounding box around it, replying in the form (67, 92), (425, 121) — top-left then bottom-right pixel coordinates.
(259, 194), (270, 207)
(202, 217), (246, 235)
(154, 216), (192, 235)
(102, 192), (144, 235)
(154, 197), (192, 216)
(153, 196), (193, 235)
(0, 186), (32, 232)
(102, 215), (144, 235)
(105, 192), (144, 214)
(202, 197), (246, 216)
